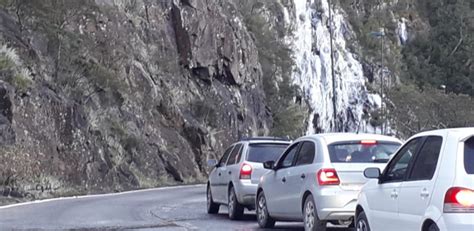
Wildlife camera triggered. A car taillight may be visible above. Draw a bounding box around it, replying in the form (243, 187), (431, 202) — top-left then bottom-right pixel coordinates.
(317, 168), (340, 185)
(240, 164), (252, 179)
(444, 187), (474, 213)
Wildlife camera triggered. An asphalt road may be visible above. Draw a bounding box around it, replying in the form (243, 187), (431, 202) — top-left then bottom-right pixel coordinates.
(0, 185), (354, 231)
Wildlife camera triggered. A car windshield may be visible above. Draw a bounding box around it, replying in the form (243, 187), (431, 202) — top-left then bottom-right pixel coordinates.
(465, 137), (474, 174)
(246, 143), (289, 163)
(328, 141), (401, 163)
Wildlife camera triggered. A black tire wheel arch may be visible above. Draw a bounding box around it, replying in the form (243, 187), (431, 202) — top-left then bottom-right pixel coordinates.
(427, 222), (440, 231)
(356, 210), (371, 231)
(303, 194), (326, 231)
(228, 186), (244, 220)
(256, 191), (276, 228)
(206, 184), (219, 214)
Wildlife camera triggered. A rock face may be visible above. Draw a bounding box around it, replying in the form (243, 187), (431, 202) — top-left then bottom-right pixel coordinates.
(0, 0), (269, 200)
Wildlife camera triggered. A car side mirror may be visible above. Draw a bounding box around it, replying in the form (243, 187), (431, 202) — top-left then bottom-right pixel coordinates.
(363, 168), (381, 179)
(207, 159), (218, 168)
(263, 160), (275, 170)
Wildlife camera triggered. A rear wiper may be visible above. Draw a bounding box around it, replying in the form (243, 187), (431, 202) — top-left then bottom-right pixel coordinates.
(373, 158), (389, 163)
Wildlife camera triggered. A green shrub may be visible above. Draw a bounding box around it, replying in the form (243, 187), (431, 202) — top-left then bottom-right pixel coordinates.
(272, 103), (306, 138)
(388, 85), (474, 138)
(0, 55), (15, 72)
(0, 0), (12, 7)
(110, 120), (127, 138)
(12, 72), (31, 92)
(84, 62), (126, 101)
(0, 45), (32, 91)
(340, 0), (473, 96)
(109, 120), (141, 153)
(402, 0), (473, 96)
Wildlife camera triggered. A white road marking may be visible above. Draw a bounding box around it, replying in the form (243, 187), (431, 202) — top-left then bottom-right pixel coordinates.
(0, 184), (205, 210)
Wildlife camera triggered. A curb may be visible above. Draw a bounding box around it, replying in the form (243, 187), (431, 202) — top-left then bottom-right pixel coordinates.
(0, 184), (205, 210)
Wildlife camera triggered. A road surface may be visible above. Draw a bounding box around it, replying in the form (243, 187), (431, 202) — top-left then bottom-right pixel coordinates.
(0, 185), (354, 230)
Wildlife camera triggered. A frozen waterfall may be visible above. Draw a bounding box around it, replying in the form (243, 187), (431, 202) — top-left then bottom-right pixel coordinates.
(397, 18), (408, 45)
(291, 0), (380, 134)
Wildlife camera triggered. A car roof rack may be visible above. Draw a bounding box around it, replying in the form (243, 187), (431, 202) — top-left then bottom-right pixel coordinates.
(239, 136), (291, 142)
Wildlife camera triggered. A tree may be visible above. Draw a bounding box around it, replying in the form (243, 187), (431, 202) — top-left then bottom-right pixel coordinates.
(403, 0), (473, 96)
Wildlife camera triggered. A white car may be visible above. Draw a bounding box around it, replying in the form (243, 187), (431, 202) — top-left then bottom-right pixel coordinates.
(256, 133), (402, 230)
(356, 128), (474, 231)
(206, 137), (291, 220)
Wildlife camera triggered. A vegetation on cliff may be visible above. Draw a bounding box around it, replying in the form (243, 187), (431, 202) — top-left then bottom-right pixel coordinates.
(235, 0), (308, 138)
(339, 0), (473, 137)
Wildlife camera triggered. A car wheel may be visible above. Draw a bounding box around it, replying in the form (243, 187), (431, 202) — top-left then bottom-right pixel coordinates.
(304, 195), (326, 231)
(228, 186), (244, 220)
(206, 185), (219, 214)
(356, 211), (370, 231)
(256, 191), (275, 228)
(428, 223), (440, 231)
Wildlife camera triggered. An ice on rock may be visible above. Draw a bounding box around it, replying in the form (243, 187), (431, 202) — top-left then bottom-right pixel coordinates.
(291, 0), (379, 134)
(397, 18), (408, 45)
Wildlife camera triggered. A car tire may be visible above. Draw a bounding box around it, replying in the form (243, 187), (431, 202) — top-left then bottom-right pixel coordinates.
(428, 223), (440, 231)
(256, 191), (275, 228)
(303, 195), (326, 231)
(206, 185), (219, 214)
(228, 186), (244, 220)
(356, 211), (371, 231)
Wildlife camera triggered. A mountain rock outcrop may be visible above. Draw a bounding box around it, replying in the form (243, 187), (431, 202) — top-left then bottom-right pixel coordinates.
(0, 0), (269, 202)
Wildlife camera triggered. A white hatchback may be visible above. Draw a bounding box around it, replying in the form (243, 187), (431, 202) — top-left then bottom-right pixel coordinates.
(356, 128), (474, 231)
(256, 133), (401, 230)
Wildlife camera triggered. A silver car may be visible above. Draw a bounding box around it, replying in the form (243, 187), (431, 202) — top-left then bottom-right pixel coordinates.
(206, 137), (291, 220)
(256, 133), (402, 230)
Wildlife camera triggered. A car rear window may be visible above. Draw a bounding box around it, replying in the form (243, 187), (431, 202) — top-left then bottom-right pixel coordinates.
(465, 137), (474, 174)
(246, 143), (289, 163)
(328, 141), (401, 163)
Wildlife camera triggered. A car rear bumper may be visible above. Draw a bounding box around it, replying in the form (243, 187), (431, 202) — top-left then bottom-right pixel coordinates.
(437, 213), (474, 231)
(235, 180), (258, 208)
(314, 187), (358, 221)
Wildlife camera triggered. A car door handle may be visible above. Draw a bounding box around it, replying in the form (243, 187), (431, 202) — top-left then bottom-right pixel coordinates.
(301, 174), (306, 179)
(420, 189), (430, 198)
(282, 177), (286, 183)
(391, 190), (398, 199)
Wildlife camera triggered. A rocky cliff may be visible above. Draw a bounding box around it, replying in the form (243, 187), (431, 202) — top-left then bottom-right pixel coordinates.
(1, 0), (472, 204)
(0, 0), (270, 203)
